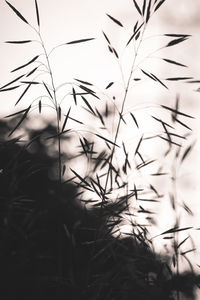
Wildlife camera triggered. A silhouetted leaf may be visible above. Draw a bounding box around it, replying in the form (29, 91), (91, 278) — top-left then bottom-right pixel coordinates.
(135, 135), (143, 154)
(105, 82), (114, 89)
(15, 83), (31, 105)
(26, 67), (38, 77)
(177, 237), (189, 249)
(72, 87), (77, 105)
(166, 37), (188, 48)
(66, 38), (95, 45)
(141, 69), (156, 81)
(95, 134), (120, 147)
(126, 22), (144, 46)
(6, 1), (29, 24)
(137, 159), (156, 170)
(5, 40), (32, 44)
(70, 168), (90, 187)
(160, 226), (193, 236)
(154, 0), (166, 12)
(34, 0), (40, 27)
(181, 142), (195, 162)
(133, 21), (139, 32)
(172, 116), (192, 131)
(181, 248), (196, 256)
(95, 108), (105, 126)
(20, 81), (39, 85)
(166, 77), (193, 81)
(159, 136), (181, 147)
(102, 31), (110, 44)
(163, 58), (187, 68)
(62, 107), (71, 132)
(38, 99), (41, 113)
(0, 85), (20, 92)
(152, 116), (174, 129)
(133, 0), (142, 15)
(142, 0), (147, 15)
(182, 202), (193, 216)
(146, 0), (152, 22)
(106, 14), (123, 27)
(8, 105), (31, 136)
(130, 112), (139, 128)
(113, 48), (119, 59)
(81, 96), (95, 115)
(79, 84), (99, 99)
(164, 33), (191, 38)
(161, 105), (194, 119)
(150, 72), (168, 89)
(11, 55), (39, 73)
(0, 74), (24, 90)
(5, 107), (28, 118)
(68, 116), (83, 124)
(58, 106), (61, 121)
(43, 82), (53, 99)
(74, 78), (93, 86)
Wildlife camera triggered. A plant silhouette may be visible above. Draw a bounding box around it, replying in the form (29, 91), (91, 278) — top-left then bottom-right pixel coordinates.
(0, 119), (199, 300)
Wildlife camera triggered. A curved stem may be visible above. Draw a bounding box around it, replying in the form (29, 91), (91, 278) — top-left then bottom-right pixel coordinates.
(103, 24), (147, 198)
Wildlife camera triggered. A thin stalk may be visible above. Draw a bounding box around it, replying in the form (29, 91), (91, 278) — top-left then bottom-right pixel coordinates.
(37, 32), (62, 185)
(33, 27), (63, 290)
(103, 24), (147, 198)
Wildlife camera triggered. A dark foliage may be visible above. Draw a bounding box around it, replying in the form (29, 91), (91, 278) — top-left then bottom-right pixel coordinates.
(0, 119), (199, 300)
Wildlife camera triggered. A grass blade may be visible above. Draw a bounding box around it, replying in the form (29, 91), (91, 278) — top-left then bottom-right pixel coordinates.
(154, 0), (166, 12)
(26, 67), (38, 77)
(72, 87), (77, 105)
(95, 134), (120, 148)
(130, 112), (139, 128)
(70, 168), (90, 187)
(66, 38), (95, 45)
(62, 107), (71, 132)
(81, 96), (95, 115)
(105, 82), (114, 89)
(163, 58), (187, 68)
(0, 74), (24, 90)
(15, 83), (31, 105)
(5, 40), (32, 44)
(161, 105), (194, 119)
(142, 0), (147, 15)
(34, 0), (40, 27)
(106, 14), (123, 27)
(166, 37), (188, 48)
(74, 78), (93, 86)
(11, 55), (39, 73)
(6, 1), (29, 24)
(5, 107), (29, 118)
(8, 105), (31, 136)
(146, 0), (152, 23)
(126, 22), (144, 46)
(133, 0), (142, 15)
(181, 142), (195, 162)
(150, 72), (168, 89)
(135, 135), (143, 155)
(43, 82), (53, 99)
(164, 33), (191, 38)
(0, 85), (20, 92)
(165, 77), (193, 81)
(160, 226), (193, 236)
(102, 31), (111, 44)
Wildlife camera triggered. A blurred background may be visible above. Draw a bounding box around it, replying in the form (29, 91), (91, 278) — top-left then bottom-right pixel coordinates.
(0, 0), (200, 284)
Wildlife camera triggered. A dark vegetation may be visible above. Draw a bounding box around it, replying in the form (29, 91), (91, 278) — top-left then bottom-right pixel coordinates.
(0, 0), (200, 299)
(0, 119), (199, 300)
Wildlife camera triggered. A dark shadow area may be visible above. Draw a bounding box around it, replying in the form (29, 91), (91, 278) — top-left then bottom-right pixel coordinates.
(0, 118), (199, 300)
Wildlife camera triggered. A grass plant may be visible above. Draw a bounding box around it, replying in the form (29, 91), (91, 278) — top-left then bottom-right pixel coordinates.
(0, 0), (199, 299)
